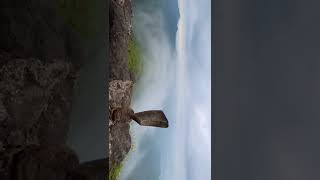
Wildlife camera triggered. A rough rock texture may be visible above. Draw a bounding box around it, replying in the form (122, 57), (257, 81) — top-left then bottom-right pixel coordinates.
(0, 0), (86, 64)
(109, 80), (133, 111)
(108, 80), (133, 170)
(109, 0), (134, 81)
(109, 0), (135, 173)
(0, 54), (79, 180)
(0, 1), (97, 179)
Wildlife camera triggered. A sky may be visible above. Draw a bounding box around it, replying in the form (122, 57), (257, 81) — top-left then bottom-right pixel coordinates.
(120, 0), (211, 179)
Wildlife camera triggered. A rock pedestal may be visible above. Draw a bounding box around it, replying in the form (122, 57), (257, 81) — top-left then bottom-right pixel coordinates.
(108, 80), (133, 170)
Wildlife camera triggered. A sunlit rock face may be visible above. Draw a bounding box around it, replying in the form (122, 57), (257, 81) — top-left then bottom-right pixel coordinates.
(109, 80), (133, 170)
(108, 0), (134, 172)
(0, 1), (87, 65)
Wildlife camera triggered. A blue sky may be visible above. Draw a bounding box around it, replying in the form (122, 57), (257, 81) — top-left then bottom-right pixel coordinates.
(120, 0), (211, 179)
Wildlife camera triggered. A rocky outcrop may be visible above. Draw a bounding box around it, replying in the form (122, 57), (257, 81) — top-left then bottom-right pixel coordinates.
(0, 0), (87, 64)
(0, 1), (96, 179)
(0, 53), (79, 180)
(109, 0), (134, 81)
(109, 0), (135, 174)
(108, 80), (133, 170)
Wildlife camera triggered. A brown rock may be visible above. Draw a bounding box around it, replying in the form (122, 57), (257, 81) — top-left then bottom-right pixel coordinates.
(108, 80), (133, 170)
(0, 55), (78, 179)
(109, 0), (134, 81)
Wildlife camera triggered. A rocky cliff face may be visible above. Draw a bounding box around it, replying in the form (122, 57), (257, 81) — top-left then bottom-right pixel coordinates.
(0, 0), (133, 178)
(0, 0), (87, 64)
(110, 0), (134, 81)
(0, 54), (80, 180)
(0, 1), (93, 179)
(109, 0), (134, 173)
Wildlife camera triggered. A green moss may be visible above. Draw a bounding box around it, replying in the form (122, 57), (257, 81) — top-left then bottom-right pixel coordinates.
(109, 162), (124, 180)
(128, 36), (143, 78)
(56, 0), (103, 40)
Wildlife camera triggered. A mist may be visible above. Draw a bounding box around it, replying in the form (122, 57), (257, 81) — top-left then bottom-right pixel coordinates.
(120, 0), (211, 179)
(119, 0), (176, 179)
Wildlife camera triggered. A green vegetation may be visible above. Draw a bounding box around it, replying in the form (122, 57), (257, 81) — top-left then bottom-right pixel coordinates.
(128, 36), (143, 78)
(108, 133), (136, 180)
(56, 0), (104, 40)
(109, 162), (124, 180)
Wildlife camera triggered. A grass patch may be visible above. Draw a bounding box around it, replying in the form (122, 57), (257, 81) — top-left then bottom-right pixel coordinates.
(128, 36), (143, 78)
(57, 0), (103, 40)
(109, 162), (124, 180)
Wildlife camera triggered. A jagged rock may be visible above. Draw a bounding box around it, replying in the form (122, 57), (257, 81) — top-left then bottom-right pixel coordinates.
(109, 0), (132, 170)
(0, 0), (103, 179)
(110, 0), (134, 81)
(0, 55), (78, 179)
(108, 80), (133, 170)
(109, 0), (135, 170)
(0, 2), (86, 64)
(108, 4), (138, 165)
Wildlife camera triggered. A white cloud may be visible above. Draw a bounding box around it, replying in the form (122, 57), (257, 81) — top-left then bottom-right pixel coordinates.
(120, 0), (211, 179)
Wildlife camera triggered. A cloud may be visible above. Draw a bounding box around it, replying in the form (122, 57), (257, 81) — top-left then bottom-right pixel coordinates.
(119, 2), (176, 179)
(120, 0), (211, 179)
(161, 0), (211, 179)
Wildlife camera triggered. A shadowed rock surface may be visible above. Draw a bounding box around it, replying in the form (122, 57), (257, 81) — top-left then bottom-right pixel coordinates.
(0, 0), (105, 179)
(109, 0), (134, 81)
(0, 54), (79, 180)
(108, 80), (133, 170)
(108, 1), (170, 175)
(0, 0), (87, 64)
(108, 0), (135, 173)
